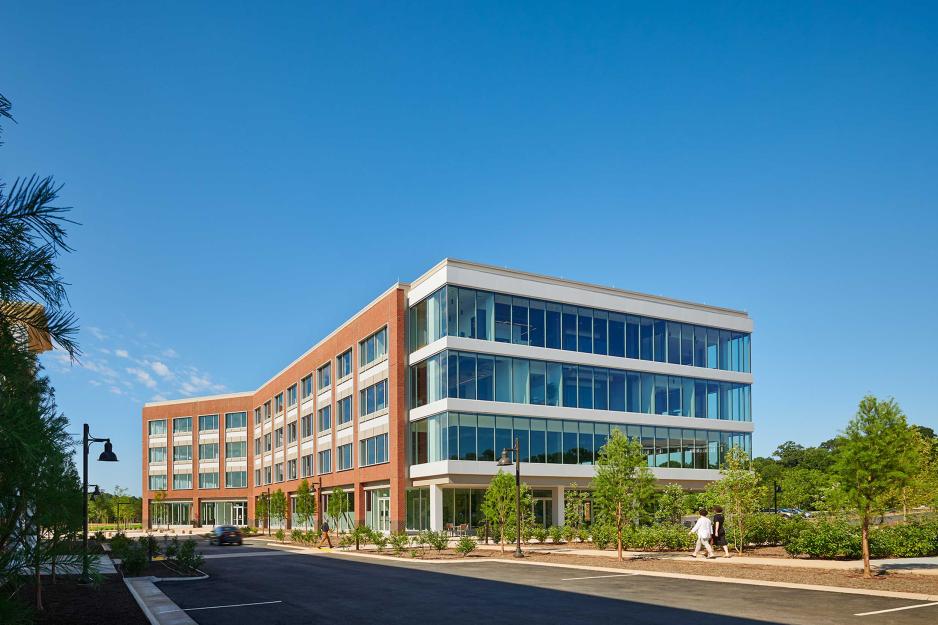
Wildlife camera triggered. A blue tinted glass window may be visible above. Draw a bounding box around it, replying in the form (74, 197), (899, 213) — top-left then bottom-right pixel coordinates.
(594, 422), (609, 459)
(592, 310), (607, 355)
(476, 291), (494, 341)
(494, 295), (512, 343)
(562, 365), (578, 408)
(547, 420), (563, 464)
(495, 416), (512, 460)
(609, 371), (626, 412)
(579, 422), (594, 465)
(683, 429), (695, 468)
(653, 321), (666, 362)
(694, 326), (707, 367)
(562, 306), (578, 351)
(577, 366), (593, 409)
(511, 297), (529, 345)
(511, 358), (529, 404)
(668, 376), (682, 416)
(545, 303), (562, 349)
(477, 415), (495, 461)
(456, 288), (475, 339)
(667, 428), (681, 468)
(626, 315), (640, 359)
(655, 375), (669, 415)
(683, 378), (695, 417)
(608, 313), (625, 357)
(563, 421), (579, 464)
(458, 353), (476, 399)
(593, 368), (608, 410)
(640, 318), (653, 360)
(707, 329), (719, 368)
(495, 356), (512, 402)
(681, 324), (694, 366)
(476, 355), (494, 401)
(529, 418), (546, 462)
(448, 352), (459, 398)
(514, 417), (529, 463)
(529, 360), (546, 405)
(641, 373), (654, 413)
(627, 372), (641, 413)
(529, 300), (545, 348)
(695, 381), (707, 418)
(666, 322), (680, 364)
(577, 308), (592, 352)
(719, 330), (731, 370)
(459, 414), (477, 460)
(448, 419), (459, 460)
(546, 363), (562, 406)
(707, 383), (719, 419)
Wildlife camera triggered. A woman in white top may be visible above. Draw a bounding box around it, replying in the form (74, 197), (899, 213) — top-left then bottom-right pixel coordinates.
(689, 508), (715, 559)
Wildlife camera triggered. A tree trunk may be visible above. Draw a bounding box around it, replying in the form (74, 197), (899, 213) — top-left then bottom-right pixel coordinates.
(861, 516), (872, 578)
(616, 502), (623, 562)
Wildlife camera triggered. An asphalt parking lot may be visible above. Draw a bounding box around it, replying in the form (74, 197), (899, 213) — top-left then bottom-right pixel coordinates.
(159, 544), (938, 625)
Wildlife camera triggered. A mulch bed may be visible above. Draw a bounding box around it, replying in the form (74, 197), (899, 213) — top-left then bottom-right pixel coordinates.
(15, 575), (149, 625)
(350, 547), (938, 594)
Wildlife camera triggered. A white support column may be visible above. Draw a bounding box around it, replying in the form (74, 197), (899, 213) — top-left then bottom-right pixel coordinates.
(429, 484), (444, 531)
(552, 485), (565, 528)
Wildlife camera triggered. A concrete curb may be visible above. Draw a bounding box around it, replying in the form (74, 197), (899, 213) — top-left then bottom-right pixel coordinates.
(319, 548), (938, 602)
(125, 577), (198, 625)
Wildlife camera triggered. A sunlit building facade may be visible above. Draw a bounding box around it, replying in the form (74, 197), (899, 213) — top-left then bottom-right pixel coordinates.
(142, 259), (753, 533)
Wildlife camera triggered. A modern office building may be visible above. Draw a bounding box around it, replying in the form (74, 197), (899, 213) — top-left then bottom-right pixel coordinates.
(142, 259), (752, 533)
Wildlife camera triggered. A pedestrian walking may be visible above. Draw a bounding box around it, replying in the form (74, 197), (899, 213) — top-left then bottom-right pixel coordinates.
(318, 520), (333, 548)
(689, 508), (715, 559)
(712, 505), (730, 557)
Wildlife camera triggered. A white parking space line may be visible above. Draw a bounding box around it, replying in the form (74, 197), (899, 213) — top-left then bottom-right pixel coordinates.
(158, 600), (283, 613)
(854, 601), (938, 616)
(561, 574), (638, 581)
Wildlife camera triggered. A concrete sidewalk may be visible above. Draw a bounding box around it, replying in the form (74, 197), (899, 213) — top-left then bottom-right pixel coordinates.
(472, 542), (938, 574)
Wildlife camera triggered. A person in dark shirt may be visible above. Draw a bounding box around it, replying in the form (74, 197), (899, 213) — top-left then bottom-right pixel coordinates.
(712, 505), (730, 557)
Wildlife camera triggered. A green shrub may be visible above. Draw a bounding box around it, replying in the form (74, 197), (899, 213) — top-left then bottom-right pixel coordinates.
(339, 533), (355, 548)
(389, 531), (409, 555)
(93, 530), (106, 542)
(615, 524), (694, 551)
(275, 528), (286, 543)
(577, 528), (589, 543)
(548, 525), (564, 544)
(372, 533), (388, 552)
(532, 526), (549, 543)
(109, 532), (130, 559)
(870, 521), (938, 558)
(164, 536), (179, 560)
(423, 530), (449, 553)
(562, 525), (577, 543)
(291, 529), (304, 543)
(121, 544), (147, 577)
(138, 535), (159, 562)
(456, 536), (477, 556)
(784, 520), (861, 559)
(174, 539), (204, 572)
(590, 524), (615, 550)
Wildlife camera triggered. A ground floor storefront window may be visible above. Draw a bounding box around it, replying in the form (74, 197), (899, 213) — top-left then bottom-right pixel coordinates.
(365, 488), (390, 532)
(150, 501), (191, 526)
(200, 501), (247, 527)
(322, 490), (355, 531)
(406, 488), (430, 531)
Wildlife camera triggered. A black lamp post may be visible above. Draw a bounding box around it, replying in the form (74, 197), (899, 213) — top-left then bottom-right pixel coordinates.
(496, 437), (523, 558)
(82, 423), (118, 581)
(773, 481), (783, 514)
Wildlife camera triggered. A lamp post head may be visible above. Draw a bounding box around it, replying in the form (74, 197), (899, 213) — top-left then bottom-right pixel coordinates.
(90, 485), (101, 500)
(496, 448), (512, 466)
(98, 440), (118, 462)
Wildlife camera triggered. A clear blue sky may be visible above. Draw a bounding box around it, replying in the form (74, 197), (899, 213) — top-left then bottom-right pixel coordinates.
(2, 2), (936, 495)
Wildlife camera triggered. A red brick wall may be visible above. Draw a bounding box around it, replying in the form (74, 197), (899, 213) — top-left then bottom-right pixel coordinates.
(141, 285), (409, 530)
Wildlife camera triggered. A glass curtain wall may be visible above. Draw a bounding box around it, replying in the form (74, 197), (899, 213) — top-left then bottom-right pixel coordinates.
(410, 411), (749, 469)
(149, 502), (192, 526)
(410, 286), (750, 373)
(412, 350), (751, 422)
(406, 488), (431, 531)
(199, 501), (247, 527)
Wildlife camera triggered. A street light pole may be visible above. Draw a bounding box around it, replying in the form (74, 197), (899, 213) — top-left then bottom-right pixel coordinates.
(82, 423), (118, 581)
(497, 437), (523, 558)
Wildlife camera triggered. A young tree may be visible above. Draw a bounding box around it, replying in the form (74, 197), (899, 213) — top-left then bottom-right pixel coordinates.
(326, 487), (352, 531)
(706, 445), (765, 554)
(255, 493), (270, 533)
(270, 489), (287, 529)
(481, 471), (532, 553)
(834, 396), (919, 577)
(591, 430), (654, 561)
(654, 483), (686, 525)
(295, 479), (316, 530)
(564, 483), (590, 535)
